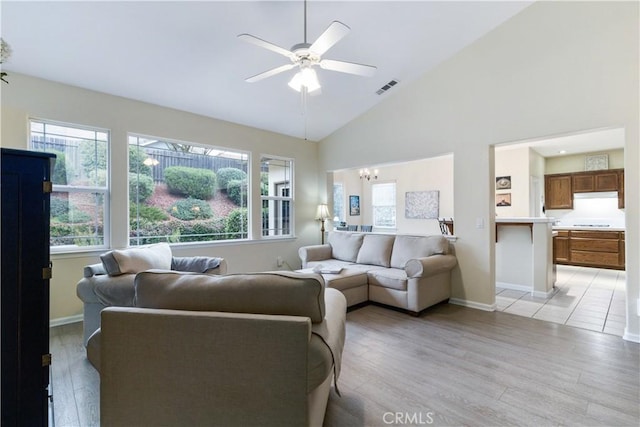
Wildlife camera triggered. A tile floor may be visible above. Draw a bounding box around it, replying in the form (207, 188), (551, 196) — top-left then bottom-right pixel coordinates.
(496, 264), (627, 336)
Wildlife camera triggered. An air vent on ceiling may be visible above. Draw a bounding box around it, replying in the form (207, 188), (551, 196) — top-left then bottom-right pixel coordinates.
(376, 79), (399, 95)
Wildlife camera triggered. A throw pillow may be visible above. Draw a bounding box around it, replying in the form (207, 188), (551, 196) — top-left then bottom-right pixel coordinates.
(390, 235), (448, 269)
(100, 243), (172, 276)
(356, 234), (395, 267)
(327, 232), (364, 263)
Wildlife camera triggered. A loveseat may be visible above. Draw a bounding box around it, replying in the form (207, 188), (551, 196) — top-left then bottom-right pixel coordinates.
(76, 243), (226, 345)
(299, 232), (457, 314)
(88, 270), (346, 427)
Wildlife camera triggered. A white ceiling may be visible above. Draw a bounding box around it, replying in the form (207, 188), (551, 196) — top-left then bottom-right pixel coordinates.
(496, 127), (625, 158)
(1, 0), (535, 141)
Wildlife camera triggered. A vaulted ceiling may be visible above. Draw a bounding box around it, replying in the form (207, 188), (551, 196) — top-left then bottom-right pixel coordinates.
(2, 1), (534, 141)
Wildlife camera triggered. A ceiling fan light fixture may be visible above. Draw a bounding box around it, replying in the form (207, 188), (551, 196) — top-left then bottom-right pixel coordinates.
(288, 67), (321, 93)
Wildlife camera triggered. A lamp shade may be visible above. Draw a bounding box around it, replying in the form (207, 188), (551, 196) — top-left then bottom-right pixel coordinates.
(288, 68), (321, 93)
(315, 204), (330, 221)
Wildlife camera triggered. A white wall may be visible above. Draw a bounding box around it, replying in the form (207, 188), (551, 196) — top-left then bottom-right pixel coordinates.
(545, 148), (624, 174)
(1, 73), (320, 322)
(332, 154), (453, 234)
(318, 2), (639, 340)
(495, 146), (530, 217)
(548, 195), (625, 228)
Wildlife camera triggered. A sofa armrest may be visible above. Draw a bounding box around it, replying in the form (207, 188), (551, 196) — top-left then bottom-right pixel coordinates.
(404, 254), (457, 278)
(83, 262), (106, 278)
(298, 244), (333, 267)
(171, 256), (227, 275)
(76, 273), (137, 306)
(311, 288), (347, 383)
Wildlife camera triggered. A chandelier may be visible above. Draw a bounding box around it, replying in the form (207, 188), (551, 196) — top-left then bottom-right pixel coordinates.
(359, 168), (378, 181)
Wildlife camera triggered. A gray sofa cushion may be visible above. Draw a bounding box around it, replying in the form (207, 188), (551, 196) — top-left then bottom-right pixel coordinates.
(100, 243), (172, 276)
(368, 268), (408, 291)
(135, 270), (326, 323)
(390, 235), (449, 269)
(327, 232), (364, 263)
(356, 234), (395, 267)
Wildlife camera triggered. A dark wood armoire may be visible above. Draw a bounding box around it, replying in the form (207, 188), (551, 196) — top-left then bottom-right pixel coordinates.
(1, 148), (55, 426)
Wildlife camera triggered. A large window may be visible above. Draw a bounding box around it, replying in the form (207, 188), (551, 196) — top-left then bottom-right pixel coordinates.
(333, 182), (344, 221)
(372, 182), (396, 228)
(261, 156), (293, 237)
(30, 119), (109, 251)
(129, 135), (249, 245)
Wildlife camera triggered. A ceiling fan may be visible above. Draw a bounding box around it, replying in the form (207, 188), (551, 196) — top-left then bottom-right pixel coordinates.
(238, 0), (376, 93)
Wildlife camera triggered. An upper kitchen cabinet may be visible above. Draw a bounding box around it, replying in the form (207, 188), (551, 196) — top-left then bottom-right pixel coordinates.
(572, 169), (621, 193)
(545, 174), (573, 209)
(545, 168), (624, 210)
(618, 169), (624, 208)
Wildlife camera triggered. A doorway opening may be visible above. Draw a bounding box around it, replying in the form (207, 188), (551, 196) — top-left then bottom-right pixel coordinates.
(493, 127), (626, 336)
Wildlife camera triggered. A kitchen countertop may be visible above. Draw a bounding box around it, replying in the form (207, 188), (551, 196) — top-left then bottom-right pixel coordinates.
(553, 225), (625, 232)
(496, 217), (555, 223)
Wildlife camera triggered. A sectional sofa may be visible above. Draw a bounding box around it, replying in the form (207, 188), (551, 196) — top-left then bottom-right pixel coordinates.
(76, 243), (226, 345)
(88, 270), (346, 427)
(298, 231), (457, 314)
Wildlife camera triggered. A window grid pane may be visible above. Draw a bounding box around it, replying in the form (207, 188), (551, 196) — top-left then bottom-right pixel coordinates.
(260, 156), (294, 237)
(128, 135), (249, 245)
(333, 183), (344, 221)
(30, 119), (109, 251)
(372, 182), (396, 228)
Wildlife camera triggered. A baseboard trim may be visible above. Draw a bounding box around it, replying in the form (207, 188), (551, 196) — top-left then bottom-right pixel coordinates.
(50, 314), (83, 327)
(497, 282), (557, 299)
(496, 281), (530, 293)
(532, 288), (557, 299)
(449, 298), (496, 312)
(623, 329), (640, 343)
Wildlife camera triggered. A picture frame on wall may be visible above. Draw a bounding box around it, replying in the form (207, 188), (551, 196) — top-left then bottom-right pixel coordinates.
(349, 195), (360, 216)
(585, 154), (608, 171)
(496, 193), (511, 207)
(496, 176), (512, 190)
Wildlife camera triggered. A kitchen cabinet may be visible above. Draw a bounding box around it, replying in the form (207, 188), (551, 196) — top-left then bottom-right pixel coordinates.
(618, 170), (625, 208)
(553, 229), (625, 270)
(545, 174), (573, 209)
(572, 169), (622, 193)
(553, 231), (570, 262)
(1, 148), (54, 426)
(545, 169), (624, 210)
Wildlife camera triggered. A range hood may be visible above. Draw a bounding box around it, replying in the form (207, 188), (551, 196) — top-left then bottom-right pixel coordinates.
(573, 191), (618, 199)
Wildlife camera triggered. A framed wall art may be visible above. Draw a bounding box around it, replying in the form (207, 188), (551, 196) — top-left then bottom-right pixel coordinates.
(405, 190), (439, 219)
(496, 176), (511, 190)
(496, 193), (512, 207)
(585, 154), (608, 171)
(349, 195), (360, 216)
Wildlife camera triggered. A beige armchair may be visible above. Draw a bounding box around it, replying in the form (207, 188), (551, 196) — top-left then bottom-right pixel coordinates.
(90, 270), (347, 427)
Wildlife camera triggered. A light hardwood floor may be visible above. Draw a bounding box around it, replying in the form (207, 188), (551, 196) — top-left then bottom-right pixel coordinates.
(50, 303), (639, 427)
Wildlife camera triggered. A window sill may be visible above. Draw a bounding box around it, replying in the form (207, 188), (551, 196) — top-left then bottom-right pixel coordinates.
(51, 236), (299, 258)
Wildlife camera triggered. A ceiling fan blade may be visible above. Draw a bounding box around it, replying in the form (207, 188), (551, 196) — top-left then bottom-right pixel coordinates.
(238, 33), (296, 60)
(310, 21), (350, 56)
(319, 59), (377, 77)
(245, 63), (295, 83)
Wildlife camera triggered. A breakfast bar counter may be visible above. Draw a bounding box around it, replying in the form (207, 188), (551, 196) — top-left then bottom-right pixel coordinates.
(495, 217), (556, 298)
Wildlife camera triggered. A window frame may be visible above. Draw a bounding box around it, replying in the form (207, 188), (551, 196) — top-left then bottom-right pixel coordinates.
(128, 133), (251, 246)
(371, 181), (397, 229)
(333, 182), (345, 222)
(260, 154), (294, 239)
(30, 118), (110, 253)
